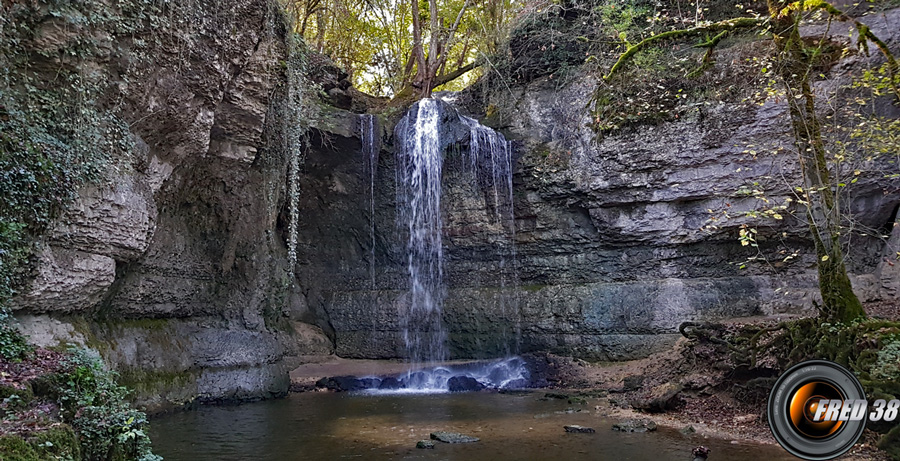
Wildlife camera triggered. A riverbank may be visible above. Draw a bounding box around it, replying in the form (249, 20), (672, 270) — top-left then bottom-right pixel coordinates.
(287, 301), (900, 460)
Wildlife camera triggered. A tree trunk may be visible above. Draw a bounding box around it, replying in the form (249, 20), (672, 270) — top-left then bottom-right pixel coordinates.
(769, 1), (865, 323)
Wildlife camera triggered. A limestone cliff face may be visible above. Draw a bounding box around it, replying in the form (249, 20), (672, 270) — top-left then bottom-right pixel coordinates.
(8, 0), (900, 408)
(296, 9), (900, 361)
(9, 0), (331, 411)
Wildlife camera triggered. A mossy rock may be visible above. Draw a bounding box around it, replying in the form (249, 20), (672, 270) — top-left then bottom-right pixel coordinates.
(878, 424), (900, 461)
(0, 435), (40, 461)
(31, 426), (81, 460)
(27, 373), (64, 400)
(0, 425), (80, 461)
(0, 382), (34, 404)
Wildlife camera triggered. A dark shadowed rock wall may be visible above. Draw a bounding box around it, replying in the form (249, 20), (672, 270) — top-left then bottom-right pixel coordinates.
(295, 9), (900, 361)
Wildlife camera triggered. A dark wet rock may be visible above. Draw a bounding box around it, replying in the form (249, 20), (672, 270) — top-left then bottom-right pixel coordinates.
(448, 376), (485, 392)
(522, 353), (586, 388)
(400, 372), (428, 388)
(499, 388), (531, 396)
(630, 383), (683, 413)
(692, 446), (710, 460)
(542, 392), (569, 400)
(623, 375), (645, 392)
(502, 378), (530, 389)
(315, 376), (380, 392)
(558, 408), (583, 414)
(564, 425), (596, 433)
(289, 382), (316, 393)
(378, 377), (403, 390)
(416, 440), (435, 449)
(680, 425), (697, 435)
(430, 431), (480, 443)
(612, 419), (658, 433)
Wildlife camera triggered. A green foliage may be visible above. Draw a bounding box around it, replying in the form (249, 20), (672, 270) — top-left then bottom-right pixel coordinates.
(0, 308), (32, 361)
(879, 424), (900, 461)
(0, 425), (81, 461)
(595, 0), (651, 46)
(871, 339), (900, 381)
(284, 0), (517, 96)
(50, 348), (160, 461)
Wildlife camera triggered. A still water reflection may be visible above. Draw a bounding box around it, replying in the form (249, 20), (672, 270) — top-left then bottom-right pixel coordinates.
(150, 391), (793, 461)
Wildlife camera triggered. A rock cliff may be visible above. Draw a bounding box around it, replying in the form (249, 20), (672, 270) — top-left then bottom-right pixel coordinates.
(296, 9), (900, 361)
(6, 0), (899, 409)
(7, 0), (331, 411)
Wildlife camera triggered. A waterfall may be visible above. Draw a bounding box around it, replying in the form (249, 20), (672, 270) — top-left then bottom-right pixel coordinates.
(385, 98), (524, 392)
(462, 115), (520, 355)
(396, 99), (447, 367)
(360, 114), (378, 289)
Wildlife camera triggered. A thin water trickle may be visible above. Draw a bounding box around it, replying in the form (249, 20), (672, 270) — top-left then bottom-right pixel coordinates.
(461, 115), (520, 356)
(360, 114), (378, 289)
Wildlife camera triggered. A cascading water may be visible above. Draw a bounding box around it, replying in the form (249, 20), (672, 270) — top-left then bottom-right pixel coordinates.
(355, 98), (525, 393)
(359, 114), (378, 289)
(395, 99), (448, 368)
(462, 115), (521, 355)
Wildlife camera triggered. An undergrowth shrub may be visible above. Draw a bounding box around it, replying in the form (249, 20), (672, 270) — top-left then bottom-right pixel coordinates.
(0, 308), (32, 361)
(53, 348), (161, 461)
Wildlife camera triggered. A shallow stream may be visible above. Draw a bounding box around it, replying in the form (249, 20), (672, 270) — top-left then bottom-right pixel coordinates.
(150, 391), (794, 460)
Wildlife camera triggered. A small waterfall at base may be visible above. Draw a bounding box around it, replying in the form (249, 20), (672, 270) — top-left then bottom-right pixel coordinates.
(368, 97), (525, 394)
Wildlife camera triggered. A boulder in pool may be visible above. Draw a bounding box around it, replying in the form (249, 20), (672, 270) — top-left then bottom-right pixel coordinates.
(612, 419), (658, 433)
(447, 376), (485, 392)
(378, 377), (403, 390)
(430, 431), (480, 443)
(315, 376), (380, 392)
(564, 425), (595, 433)
(416, 440), (435, 449)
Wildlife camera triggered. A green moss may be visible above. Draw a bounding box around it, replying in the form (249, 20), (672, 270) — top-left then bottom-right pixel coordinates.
(116, 368), (198, 401)
(0, 425), (80, 461)
(879, 424), (900, 461)
(32, 426), (81, 460)
(0, 435), (41, 461)
(97, 318), (171, 331)
(0, 382), (34, 405)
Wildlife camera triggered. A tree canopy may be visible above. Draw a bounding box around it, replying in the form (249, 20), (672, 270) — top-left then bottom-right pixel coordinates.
(285, 0), (524, 97)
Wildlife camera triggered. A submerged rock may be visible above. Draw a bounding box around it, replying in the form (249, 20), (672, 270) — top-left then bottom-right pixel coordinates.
(447, 376), (485, 392)
(430, 431), (480, 443)
(499, 388), (531, 396)
(315, 376), (380, 392)
(502, 378), (530, 389)
(378, 377), (403, 390)
(564, 425), (595, 433)
(692, 446), (710, 460)
(612, 419), (658, 433)
(416, 440), (435, 449)
(680, 425), (697, 435)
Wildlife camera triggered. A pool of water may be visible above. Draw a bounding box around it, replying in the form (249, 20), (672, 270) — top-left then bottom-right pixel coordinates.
(150, 391), (794, 460)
